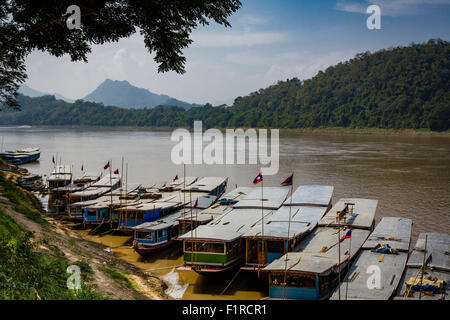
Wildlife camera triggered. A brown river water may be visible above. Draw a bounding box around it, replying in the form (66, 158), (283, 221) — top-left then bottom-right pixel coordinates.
(1, 127), (449, 299)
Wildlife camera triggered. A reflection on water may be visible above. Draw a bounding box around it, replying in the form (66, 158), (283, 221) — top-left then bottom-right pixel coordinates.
(1, 127), (449, 299)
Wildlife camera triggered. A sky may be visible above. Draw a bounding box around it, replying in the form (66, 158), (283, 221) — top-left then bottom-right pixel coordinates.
(24, 0), (450, 105)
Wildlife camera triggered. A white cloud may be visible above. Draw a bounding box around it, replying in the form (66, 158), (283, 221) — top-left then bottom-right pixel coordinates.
(335, 0), (450, 16)
(191, 31), (289, 47)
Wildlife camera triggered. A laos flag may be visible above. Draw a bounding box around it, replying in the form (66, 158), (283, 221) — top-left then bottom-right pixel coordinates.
(114, 168), (119, 175)
(253, 172), (263, 185)
(340, 228), (352, 242)
(104, 161), (110, 170)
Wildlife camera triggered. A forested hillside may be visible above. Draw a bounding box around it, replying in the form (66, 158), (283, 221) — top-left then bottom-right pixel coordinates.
(1, 40), (448, 131)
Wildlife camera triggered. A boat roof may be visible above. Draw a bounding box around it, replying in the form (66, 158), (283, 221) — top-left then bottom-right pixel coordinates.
(219, 187), (253, 202)
(318, 198), (378, 230)
(111, 183), (141, 196)
(178, 208), (275, 242)
(168, 176), (198, 188)
(406, 233), (450, 272)
(91, 174), (120, 187)
(243, 205), (328, 239)
(52, 184), (83, 193)
(121, 200), (181, 212)
(264, 227), (370, 274)
(48, 165), (72, 180)
(232, 187), (289, 210)
(330, 250), (409, 300)
(178, 203), (234, 223)
(284, 185), (334, 207)
(133, 211), (183, 231)
(362, 217), (412, 252)
(141, 181), (166, 190)
(184, 177), (228, 193)
(71, 186), (111, 197)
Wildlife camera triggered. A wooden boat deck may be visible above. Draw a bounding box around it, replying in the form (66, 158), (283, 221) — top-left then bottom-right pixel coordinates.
(330, 217), (412, 300)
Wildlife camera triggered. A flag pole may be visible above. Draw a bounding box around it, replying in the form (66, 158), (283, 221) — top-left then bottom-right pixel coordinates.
(338, 215), (341, 300)
(260, 173), (264, 278)
(419, 235), (428, 300)
(283, 174), (294, 300)
(345, 228), (352, 300)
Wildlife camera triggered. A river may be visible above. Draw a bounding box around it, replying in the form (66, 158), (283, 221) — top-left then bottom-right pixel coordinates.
(1, 126), (449, 299)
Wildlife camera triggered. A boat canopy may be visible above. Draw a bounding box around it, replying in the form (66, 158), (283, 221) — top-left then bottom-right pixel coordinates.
(406, 233), (450, 272)
(264, 227), (370, 275)
(284, 185), (334, 207)
(318, 198), (378, 230)
(362, 217), (412, 252)
(133, 211), (183, 232)
(184, 177), (228, 193)
(232, 187), (289, 210)
(178, 208), (275, 242)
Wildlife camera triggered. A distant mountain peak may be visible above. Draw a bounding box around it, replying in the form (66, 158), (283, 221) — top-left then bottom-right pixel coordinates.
(18, 84), (74, 103)
(82, 79), (198, 110)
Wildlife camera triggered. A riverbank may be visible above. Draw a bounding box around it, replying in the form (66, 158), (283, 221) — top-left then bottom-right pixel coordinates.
(2, 125), (450, 137)
(0, 162), (168, 300)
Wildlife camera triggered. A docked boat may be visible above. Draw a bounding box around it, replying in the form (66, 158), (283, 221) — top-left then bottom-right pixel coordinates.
(83, 183), (141, 226)
(0, 147), (40, 165)
(263, 198), (378, 300)
(48, 184), (84, 214)
(73, 172), (102, 187)
(177, 187), (253, 235)
(48, 165), (72, 192)
(66, 173), (121, 221)
(395, 233), (449, 300)
(330, 217), (412, 300)
(131, 181), (236, 256)
(241, 185), (334, 271)
(177, 187), (290, 274)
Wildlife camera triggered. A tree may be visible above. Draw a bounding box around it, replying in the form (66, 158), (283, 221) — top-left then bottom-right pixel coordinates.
(0, 0), (242, 109)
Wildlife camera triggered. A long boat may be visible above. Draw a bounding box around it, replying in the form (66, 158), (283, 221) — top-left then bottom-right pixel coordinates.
(66, 173), (121, 221)
(82, 183), (141, 226)
(395, 233), (449, 300)
(330, 217), (412, 300)
(131, 177), (229, 254)
(177, 186), (252, 235)
(241, 185), (334, 272)
(47, 165), (72, 192)
(177, 187), (290, 274)
(263, 198), (378, 300)
(0, 147), (40, 165)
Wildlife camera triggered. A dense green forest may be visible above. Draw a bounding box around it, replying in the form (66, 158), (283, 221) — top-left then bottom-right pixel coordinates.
(1, 39), (449, 131)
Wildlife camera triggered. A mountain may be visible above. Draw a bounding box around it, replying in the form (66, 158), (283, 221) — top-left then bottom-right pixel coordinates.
(2, 40), (449, 131)
(18, 84), (74, 103)
(81, 79), (200, 109)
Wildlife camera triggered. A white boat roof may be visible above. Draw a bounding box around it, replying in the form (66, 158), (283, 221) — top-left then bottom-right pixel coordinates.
(362, 217), (412, 252)
(184, 177), (228, 193)
(178, 203), (234, 223)
(121, 201), (181, 212)
(219, 187), (253, 202)
(71, 186), (111, 197)
(243, 205), (328, 239)
(406, 233), (450, 272)
(142, 181), (166, 190)
(48, 165), (72, 180)
(111, 183), (141, 196)
(330, 251), (409, 300)
(133, 211), (183, 231)
(91, 174), (120, 187)
(178, 208), (275, 242)
(232, 187), (289, 210)
(318, 198), (378, 229)
(284, 185), (334, 207)
(264, 227), (370, 274)
(168, 176), (198, 188)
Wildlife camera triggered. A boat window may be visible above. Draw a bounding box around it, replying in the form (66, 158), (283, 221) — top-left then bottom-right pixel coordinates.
(267, 240), (284, 253)
(270, 273), (316, 288)
(227, 239), (241, 259)
(184, 241), (225, 254)
(136, 232), (152, 240)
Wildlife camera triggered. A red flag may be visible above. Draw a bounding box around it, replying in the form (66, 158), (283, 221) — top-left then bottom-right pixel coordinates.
(104, 161), (110, 170)
(192, 199), (198, 209)
(81, 164), (84, 172)
(114, 168), (119, 175)
(173, 175), (178, 182)
(340, 228), (352, 242)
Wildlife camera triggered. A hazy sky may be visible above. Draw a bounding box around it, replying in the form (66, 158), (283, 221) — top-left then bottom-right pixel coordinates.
(24, 0), (450, 105)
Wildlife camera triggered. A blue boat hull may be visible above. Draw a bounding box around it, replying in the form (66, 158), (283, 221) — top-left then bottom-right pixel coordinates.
(1, 152), (40, 165)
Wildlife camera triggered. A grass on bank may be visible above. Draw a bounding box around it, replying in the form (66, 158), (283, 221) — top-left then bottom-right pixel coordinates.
(99, 265), (140, 292)
(0, 169), (47, 225)
(0, 169), (104, 300)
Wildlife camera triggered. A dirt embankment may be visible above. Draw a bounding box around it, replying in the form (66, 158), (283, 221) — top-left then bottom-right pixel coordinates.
(0, 166), (168, 300)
